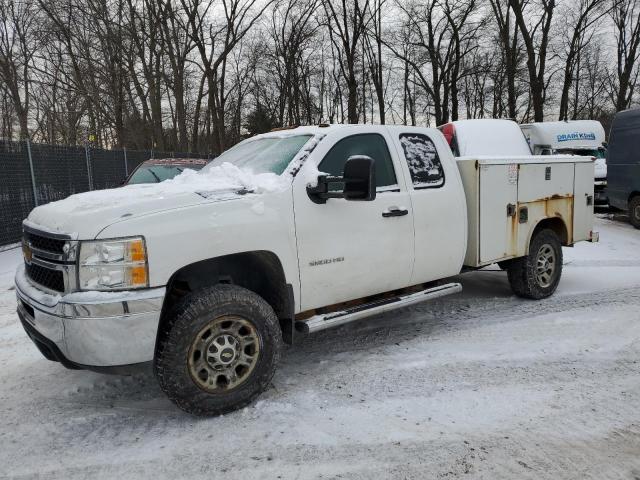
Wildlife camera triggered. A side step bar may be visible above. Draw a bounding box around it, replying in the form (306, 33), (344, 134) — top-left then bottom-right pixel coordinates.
(296, 282), (462, 334)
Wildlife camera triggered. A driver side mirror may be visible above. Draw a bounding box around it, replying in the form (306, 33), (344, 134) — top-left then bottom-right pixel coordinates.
(307, 155), (376, 204)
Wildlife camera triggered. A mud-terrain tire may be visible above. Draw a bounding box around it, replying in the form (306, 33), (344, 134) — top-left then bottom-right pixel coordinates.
(629, 196), (640, 229)
(507, 229), (563, 300)
(154, 284), (282, 416)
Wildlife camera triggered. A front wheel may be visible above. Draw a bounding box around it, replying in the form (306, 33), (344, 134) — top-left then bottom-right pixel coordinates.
(154, 284), (282, 416)
(629, 196), (640, 229)
(507, 229), (563, 299)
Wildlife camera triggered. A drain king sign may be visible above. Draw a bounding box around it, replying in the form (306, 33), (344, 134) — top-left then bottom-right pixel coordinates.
(557, 132), (596, 142)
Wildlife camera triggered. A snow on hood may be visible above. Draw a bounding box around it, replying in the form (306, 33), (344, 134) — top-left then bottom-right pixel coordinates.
(76, 162), (288, 211)
(27, 162), (289, 238)
(167, 162), (289, 195)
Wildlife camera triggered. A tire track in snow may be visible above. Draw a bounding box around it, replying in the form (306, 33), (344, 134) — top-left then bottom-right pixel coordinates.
(3, 223), (640, 479)
(294, 285), (640, 354)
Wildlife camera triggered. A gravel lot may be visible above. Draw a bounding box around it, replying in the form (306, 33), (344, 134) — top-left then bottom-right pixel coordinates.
(1, 216), (639, 479)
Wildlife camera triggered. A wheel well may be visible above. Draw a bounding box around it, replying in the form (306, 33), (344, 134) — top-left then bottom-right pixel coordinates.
(159, 251), (293, 340)
(629, 192), (640, 204)
(532, 217), (569, 246)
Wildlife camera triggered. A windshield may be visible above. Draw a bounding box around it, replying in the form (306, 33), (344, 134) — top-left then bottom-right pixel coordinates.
(556, 148), (606, 158)
(127, 164), (204, 184)
(202, 135), (312, 175)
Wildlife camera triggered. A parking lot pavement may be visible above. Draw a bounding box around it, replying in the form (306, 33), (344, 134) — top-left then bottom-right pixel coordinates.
(1, 216), (639, 479)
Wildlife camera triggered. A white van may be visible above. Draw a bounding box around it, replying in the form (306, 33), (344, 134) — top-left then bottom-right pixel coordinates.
(521, 120), (607, 203)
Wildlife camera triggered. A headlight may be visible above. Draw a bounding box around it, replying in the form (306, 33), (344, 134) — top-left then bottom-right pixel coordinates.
(78, 237), (149, 290)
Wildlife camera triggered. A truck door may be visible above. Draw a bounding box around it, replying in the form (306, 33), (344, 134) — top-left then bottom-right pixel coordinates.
(292, 130), (414, 311)
(392, 130), (467, 282)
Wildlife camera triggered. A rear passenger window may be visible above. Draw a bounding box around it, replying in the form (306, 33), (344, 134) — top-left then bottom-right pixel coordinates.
(399, 133), (445, 188)
(319, 134), (397, 188)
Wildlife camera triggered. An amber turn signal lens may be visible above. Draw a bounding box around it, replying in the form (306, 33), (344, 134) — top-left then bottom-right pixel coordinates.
(130, 265), (148, 286)
(129, 240), (146, 262)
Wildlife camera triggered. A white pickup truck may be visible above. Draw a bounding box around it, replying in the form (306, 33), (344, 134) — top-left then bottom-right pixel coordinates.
(16, 120), (598, 415)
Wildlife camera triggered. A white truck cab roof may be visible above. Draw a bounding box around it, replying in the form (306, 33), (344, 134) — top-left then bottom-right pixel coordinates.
(440, 119), (532, 157)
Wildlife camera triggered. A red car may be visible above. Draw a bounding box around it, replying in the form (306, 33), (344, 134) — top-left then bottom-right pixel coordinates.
(124, 158), (209, 185)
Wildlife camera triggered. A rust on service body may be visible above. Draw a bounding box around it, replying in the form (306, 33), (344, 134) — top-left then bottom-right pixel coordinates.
(509, 194), (574, 255)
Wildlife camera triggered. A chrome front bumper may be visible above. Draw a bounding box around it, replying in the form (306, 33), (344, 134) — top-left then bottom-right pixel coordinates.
(15, 264), (165, 369)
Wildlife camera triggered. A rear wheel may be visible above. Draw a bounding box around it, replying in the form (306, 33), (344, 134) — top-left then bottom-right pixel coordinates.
(630, 196), (640, 229)
(154, 284), (282, 416)
(507, 229), (563, 299)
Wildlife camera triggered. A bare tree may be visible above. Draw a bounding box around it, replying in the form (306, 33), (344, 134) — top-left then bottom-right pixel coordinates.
(124, 0), (167, 149)
(488, 0), (521, 119)
(387, 0), (480, 125)
(609, 0), (640, 110)
(363, 0), (387, 124)
(570, 43), (609, 119)
(181, 0), (274, 153)
(557, 0), (610, 120)
(157, 0), (196, 150)
(508, 0), (556, 122)
(0, 0), (38, 139)
(2, 0), (639, 149)
(323, 0), (370, 124)
(268, 0), (319, 126)
(443, 0), (481, 121)
(461, 51), (493, 119)
(38, 0), (131, 147)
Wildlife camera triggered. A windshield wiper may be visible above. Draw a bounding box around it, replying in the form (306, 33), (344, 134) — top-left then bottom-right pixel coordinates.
(194, 187), (254, 199)
(148, 169), (161, 183)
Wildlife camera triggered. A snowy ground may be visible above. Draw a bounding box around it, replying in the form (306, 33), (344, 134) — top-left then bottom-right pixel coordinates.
(1, 215), (639, 479)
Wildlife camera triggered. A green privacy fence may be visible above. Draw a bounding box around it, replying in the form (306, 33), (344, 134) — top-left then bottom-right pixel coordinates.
(0, 139), (210, 245)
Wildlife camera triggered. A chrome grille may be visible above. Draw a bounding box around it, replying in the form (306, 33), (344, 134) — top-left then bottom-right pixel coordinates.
(25, 262), (65, 292)
(22, 226), (76, 293)
(23, 230), (66, 255)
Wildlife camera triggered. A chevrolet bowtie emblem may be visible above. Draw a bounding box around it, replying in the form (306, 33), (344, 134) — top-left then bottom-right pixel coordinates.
(22, 242), (33, 264)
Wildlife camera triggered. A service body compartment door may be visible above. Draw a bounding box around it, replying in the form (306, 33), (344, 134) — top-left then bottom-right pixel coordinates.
(573, 162), (595, 242)
(479, 164), (518, 262)
(516, 162), (576, 251)
(517, 163), (574, 202)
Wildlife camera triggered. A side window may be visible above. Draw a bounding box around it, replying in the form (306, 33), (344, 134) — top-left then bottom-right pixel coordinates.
(319, 134), (397, 188)
(399, 133), (445, 188)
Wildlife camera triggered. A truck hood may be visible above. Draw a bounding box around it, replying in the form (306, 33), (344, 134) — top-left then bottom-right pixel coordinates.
(26, 163), (290, 238)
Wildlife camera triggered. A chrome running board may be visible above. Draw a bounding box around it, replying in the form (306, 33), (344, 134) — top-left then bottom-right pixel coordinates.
(296, 282), (462, 334)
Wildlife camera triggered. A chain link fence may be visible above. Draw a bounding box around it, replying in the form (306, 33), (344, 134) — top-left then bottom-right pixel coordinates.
(0, 139), (210, 246)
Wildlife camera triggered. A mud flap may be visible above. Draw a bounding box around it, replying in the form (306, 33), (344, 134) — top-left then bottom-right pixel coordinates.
(279, 284), (296, 345)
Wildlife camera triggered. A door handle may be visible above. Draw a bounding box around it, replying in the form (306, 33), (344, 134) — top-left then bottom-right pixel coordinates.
(382, 207), (409, 217)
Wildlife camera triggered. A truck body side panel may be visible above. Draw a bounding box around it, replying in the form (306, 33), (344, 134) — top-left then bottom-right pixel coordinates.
(479, 164), (518, 262)
(457, 160), (480, 266)
(516, 163), (576, 253)
(516, 196), (574, 254)
(457, 157), (594, 268)
(573, 162), (596, 242)
(517, 163), (574, 202)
